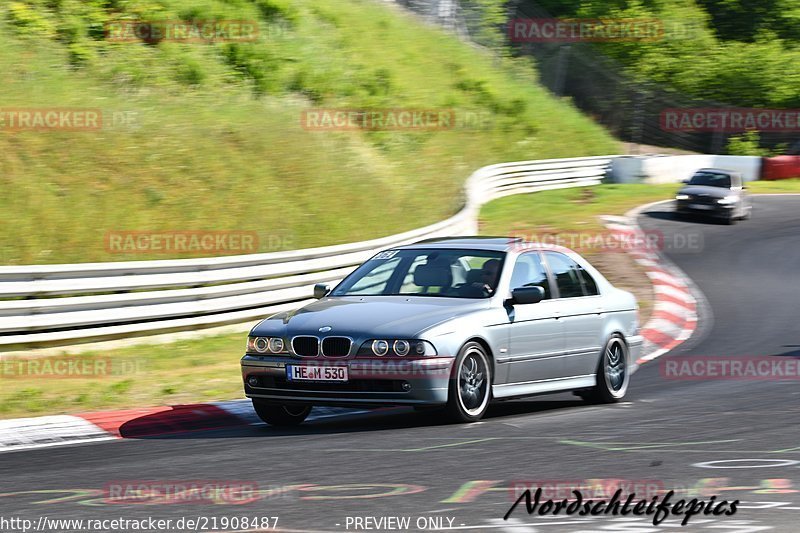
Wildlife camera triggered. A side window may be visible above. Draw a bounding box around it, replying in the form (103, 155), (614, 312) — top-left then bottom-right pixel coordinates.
(509, 252), (551, 299)
(577, 266), (599, 296)
(544, 252), (585, 298)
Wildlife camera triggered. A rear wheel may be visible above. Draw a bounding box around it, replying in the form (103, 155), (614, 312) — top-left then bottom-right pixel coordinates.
(252, 400), (312, 426)
(444, 342), (492, 422)
(580, 335), (629, 404)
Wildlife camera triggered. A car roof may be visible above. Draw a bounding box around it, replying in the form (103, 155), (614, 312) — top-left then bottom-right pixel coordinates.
(695, 168), (741, 177)
(397, 236), (573, 253)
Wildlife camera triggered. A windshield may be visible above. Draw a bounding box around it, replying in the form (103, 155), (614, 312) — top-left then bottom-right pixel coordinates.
(331, 248), (506, 298)
(688, 171), (731, 188)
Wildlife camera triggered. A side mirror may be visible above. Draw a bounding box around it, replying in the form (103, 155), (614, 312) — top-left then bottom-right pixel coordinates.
(313, 283), (330, 299)
(681, 178), (690, 184)
(507, 286), (545, 305)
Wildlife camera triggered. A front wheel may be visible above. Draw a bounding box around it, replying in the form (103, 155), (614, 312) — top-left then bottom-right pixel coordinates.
(741, 204), (752, 220)
(581, 335), (629, 404)
(444, 342), (492, 423)
(252, 400), (312, 426)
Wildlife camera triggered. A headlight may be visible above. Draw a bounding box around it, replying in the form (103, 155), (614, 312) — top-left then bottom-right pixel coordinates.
(372, 339), (389, 356)
(393, 340), (410, 356)
(253, 337), (269, 353)
(358, 339), (437, 357)
(247, 336), (288, 354)
(717, 196), (738, 205)
(675, 194), (690, 201)
(269, 337), (284, 353)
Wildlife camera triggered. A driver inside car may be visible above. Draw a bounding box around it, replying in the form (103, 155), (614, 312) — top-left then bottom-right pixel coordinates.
(459, 258), (501, 297)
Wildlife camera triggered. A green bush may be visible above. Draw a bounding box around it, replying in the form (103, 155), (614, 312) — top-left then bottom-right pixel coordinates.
(529, 0), (800, 108)
(0, 0), (618, 265)
(7, 1), (56, 36)
(254, 0), (298, 23)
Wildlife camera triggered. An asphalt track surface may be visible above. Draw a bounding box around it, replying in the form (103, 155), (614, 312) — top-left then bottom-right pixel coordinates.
(2, 196), (800, 533)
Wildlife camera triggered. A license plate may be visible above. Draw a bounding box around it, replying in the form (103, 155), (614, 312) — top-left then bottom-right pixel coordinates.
(286, 365), (348, 382)
(689, 203), (713, 210)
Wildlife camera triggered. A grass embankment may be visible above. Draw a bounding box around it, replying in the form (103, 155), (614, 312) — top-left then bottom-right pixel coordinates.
(5, 181), (799, 419)
(0, 0), (617, 265)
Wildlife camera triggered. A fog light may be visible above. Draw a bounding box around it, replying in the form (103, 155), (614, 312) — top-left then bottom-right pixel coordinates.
(401, 381), (412, 391)
(247, 376), (260, 387)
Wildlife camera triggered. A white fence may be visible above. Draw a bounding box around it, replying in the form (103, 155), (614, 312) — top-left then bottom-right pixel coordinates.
(611, 154), (762, 184)
(0, 156), (614, 350)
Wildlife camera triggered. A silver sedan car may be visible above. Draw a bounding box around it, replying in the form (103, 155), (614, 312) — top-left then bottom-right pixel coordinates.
(241, 237), (643, 425)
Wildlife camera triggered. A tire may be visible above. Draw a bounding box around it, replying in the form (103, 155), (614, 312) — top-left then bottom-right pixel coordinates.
(581, 335), (629, 404)
(252, 400), (312, 426)
(444, 341), (492, 423)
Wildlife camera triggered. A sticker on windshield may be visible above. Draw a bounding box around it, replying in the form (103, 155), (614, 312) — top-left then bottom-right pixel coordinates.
(374, 250), (398, 260)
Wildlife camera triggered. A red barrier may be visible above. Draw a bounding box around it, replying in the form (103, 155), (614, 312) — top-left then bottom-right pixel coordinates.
(761, 156), (800, 180)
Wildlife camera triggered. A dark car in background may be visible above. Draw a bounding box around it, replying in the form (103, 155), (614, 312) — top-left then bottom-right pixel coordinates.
(675, 168), (751, 224)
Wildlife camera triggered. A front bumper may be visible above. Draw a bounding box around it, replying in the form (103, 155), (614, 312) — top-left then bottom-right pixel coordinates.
(676, 199), (735, 218)
(241, 355), (453, 407)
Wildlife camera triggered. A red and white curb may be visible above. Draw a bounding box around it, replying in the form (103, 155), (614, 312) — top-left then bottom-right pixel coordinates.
(0, 402), (362, 454)
(603, 203), (703, 367)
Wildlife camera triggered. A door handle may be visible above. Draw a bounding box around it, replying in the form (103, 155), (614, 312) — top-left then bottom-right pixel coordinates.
(595, 307), (604, 315)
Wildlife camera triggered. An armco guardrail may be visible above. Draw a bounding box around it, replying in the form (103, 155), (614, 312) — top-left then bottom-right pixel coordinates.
(0, 155), (615, 349)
